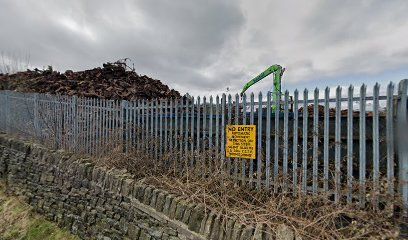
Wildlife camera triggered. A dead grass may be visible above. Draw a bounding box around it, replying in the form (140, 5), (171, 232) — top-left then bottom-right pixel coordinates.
(0, 183), (78, 240)
(93, 146), (406, 239)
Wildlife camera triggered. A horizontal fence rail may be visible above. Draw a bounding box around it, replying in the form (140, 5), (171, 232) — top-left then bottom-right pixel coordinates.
(0, 79), (407, 210)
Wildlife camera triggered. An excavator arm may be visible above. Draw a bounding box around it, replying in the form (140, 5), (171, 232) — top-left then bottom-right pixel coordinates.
(241, 64), (285, 96)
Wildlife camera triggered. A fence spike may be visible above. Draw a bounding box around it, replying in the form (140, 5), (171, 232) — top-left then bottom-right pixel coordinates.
(257, 91), (263, 189)
(283, 90), (289, 193)
(386, 82), (395, 198)
(250, 92), (255, 185)
(241, 93), (247, 185)
(347, 85), (354, 204)
(359, 84), (367, 208)
(302, 89), (308, 193)
(293, 89), (299, 196)
(266, 91), (272, 190)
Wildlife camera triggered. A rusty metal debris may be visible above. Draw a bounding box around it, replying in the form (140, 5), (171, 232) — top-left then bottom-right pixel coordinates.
(0, 60), (180, 100)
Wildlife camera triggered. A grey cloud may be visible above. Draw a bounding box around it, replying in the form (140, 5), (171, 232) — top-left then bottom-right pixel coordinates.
(0, 0), (244, 94)
(0, 0), (407, 96)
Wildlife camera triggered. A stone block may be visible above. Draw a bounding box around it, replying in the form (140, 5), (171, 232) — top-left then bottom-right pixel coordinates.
(121, 179), (134, 197)
(202, 212), (216, 238)
(188, 205), (205, 233)
(155, 192), (166, 212)
(224, 218), (235, 240)
(181, 203), (195, 224)
(143, 187), (153, 205)
(149, 189), (159, 208)
(231, 222), (243, 240)
(163, 194), (174, 216)
(175, 200), (188, 221)
(239, 225), (254, 240)
(139, 230), (152, 240)
(168, 197), (181, 219)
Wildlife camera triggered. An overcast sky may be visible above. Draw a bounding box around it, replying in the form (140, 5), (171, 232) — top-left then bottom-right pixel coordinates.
(1, 0), (407, 96)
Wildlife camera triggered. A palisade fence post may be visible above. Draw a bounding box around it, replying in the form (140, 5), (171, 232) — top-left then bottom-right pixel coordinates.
(174, 99), (178, 163)
(257, 92), (263, 189)
(359, 84), (367, 208)
(155, 99), (159, 161)
(169, 99), (173, 157)
(5, 91), (10, 134)
(121, 100), (128, 153)
(292, 90), (299, 196)
(347, 85), (354, 204)
(33, 93), (40, 139)
(185, 98), (190, 166)
(397, 79), (408, 209)
(265, 91), (271, 190)
(312, 88), (319, 194)
(241, 93), (247, 184)
(203, 96), (208, 176)
(227, 94), (232, 175)
(209, 96), (213, 171)
(196, 96), (201, 168)
(335, 86), (342, 203)
(274, 90), (280, 193)
(234, 94), (239, 182)
(178, 100), (183, 161)
(190, 97), (195, 168)
(283, 90), (289, 193)
(302, 89), (308, 193)
(324, 87), (330, 192)
(386, 82), (395, 198)
(215, 96), (220, 161)
(221, 94), (226, 170)
(72, 95), (78, 152)
(372, 83), (380, 209)
(249, 93), (255, 185)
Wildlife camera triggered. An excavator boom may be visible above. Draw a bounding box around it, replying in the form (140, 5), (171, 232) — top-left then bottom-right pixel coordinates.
(241, 64), (285, 95)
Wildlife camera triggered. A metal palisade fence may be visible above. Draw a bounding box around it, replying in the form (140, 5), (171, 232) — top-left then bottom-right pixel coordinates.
(0, 79), (407, 209)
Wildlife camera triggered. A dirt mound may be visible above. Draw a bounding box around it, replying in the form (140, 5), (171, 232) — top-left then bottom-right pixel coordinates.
(0, 60), (180, 100)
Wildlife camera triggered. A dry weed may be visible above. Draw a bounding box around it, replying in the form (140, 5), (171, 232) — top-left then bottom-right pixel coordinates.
(93, 147), (405, 239)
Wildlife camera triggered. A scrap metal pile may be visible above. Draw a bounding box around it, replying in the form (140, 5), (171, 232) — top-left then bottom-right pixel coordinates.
(0, 60), (180, 100)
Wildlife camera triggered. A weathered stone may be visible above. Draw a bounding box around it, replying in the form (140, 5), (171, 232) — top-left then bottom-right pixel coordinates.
(121, 179), (134, 197)
(134, 184), (146, 201)
(163, 194), (174, 215)
(188, 205), (206, 233)
(200, 212), (216, 238)
(127, 224), (141, 239)
(175, 200), (188, 221)
(155, 192), (166, 212)
(239, 225), (254, 240)
(209, 214), (221, 240)
(149, 189), (159, 208)
(0, 135), (265, 240)
(224, 218), (235, 240)
(231, 222), (244, 240)
(139, 230), (152, 240)
(181, 203), (196, 224)
(143, 187), (153, 205)
(168, 197), (181, 219)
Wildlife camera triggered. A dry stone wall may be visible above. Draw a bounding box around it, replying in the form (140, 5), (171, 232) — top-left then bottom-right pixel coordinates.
(0, 135), (276, 240)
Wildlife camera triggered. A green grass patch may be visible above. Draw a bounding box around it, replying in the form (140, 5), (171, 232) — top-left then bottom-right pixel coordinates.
(0, 183), (78, 240)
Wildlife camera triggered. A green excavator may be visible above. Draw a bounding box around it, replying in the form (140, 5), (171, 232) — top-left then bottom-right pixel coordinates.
(241, 64), (285, 104)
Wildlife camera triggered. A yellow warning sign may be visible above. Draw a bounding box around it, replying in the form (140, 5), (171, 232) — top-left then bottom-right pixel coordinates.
(226, 125), (256, 159)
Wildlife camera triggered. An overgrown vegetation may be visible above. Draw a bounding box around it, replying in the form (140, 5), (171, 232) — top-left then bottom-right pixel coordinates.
(93, 147), (406, 239)
(0, 183), (78, 240)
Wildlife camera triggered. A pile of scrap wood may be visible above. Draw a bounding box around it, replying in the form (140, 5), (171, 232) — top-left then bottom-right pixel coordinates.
(0, 60), (180, 100)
